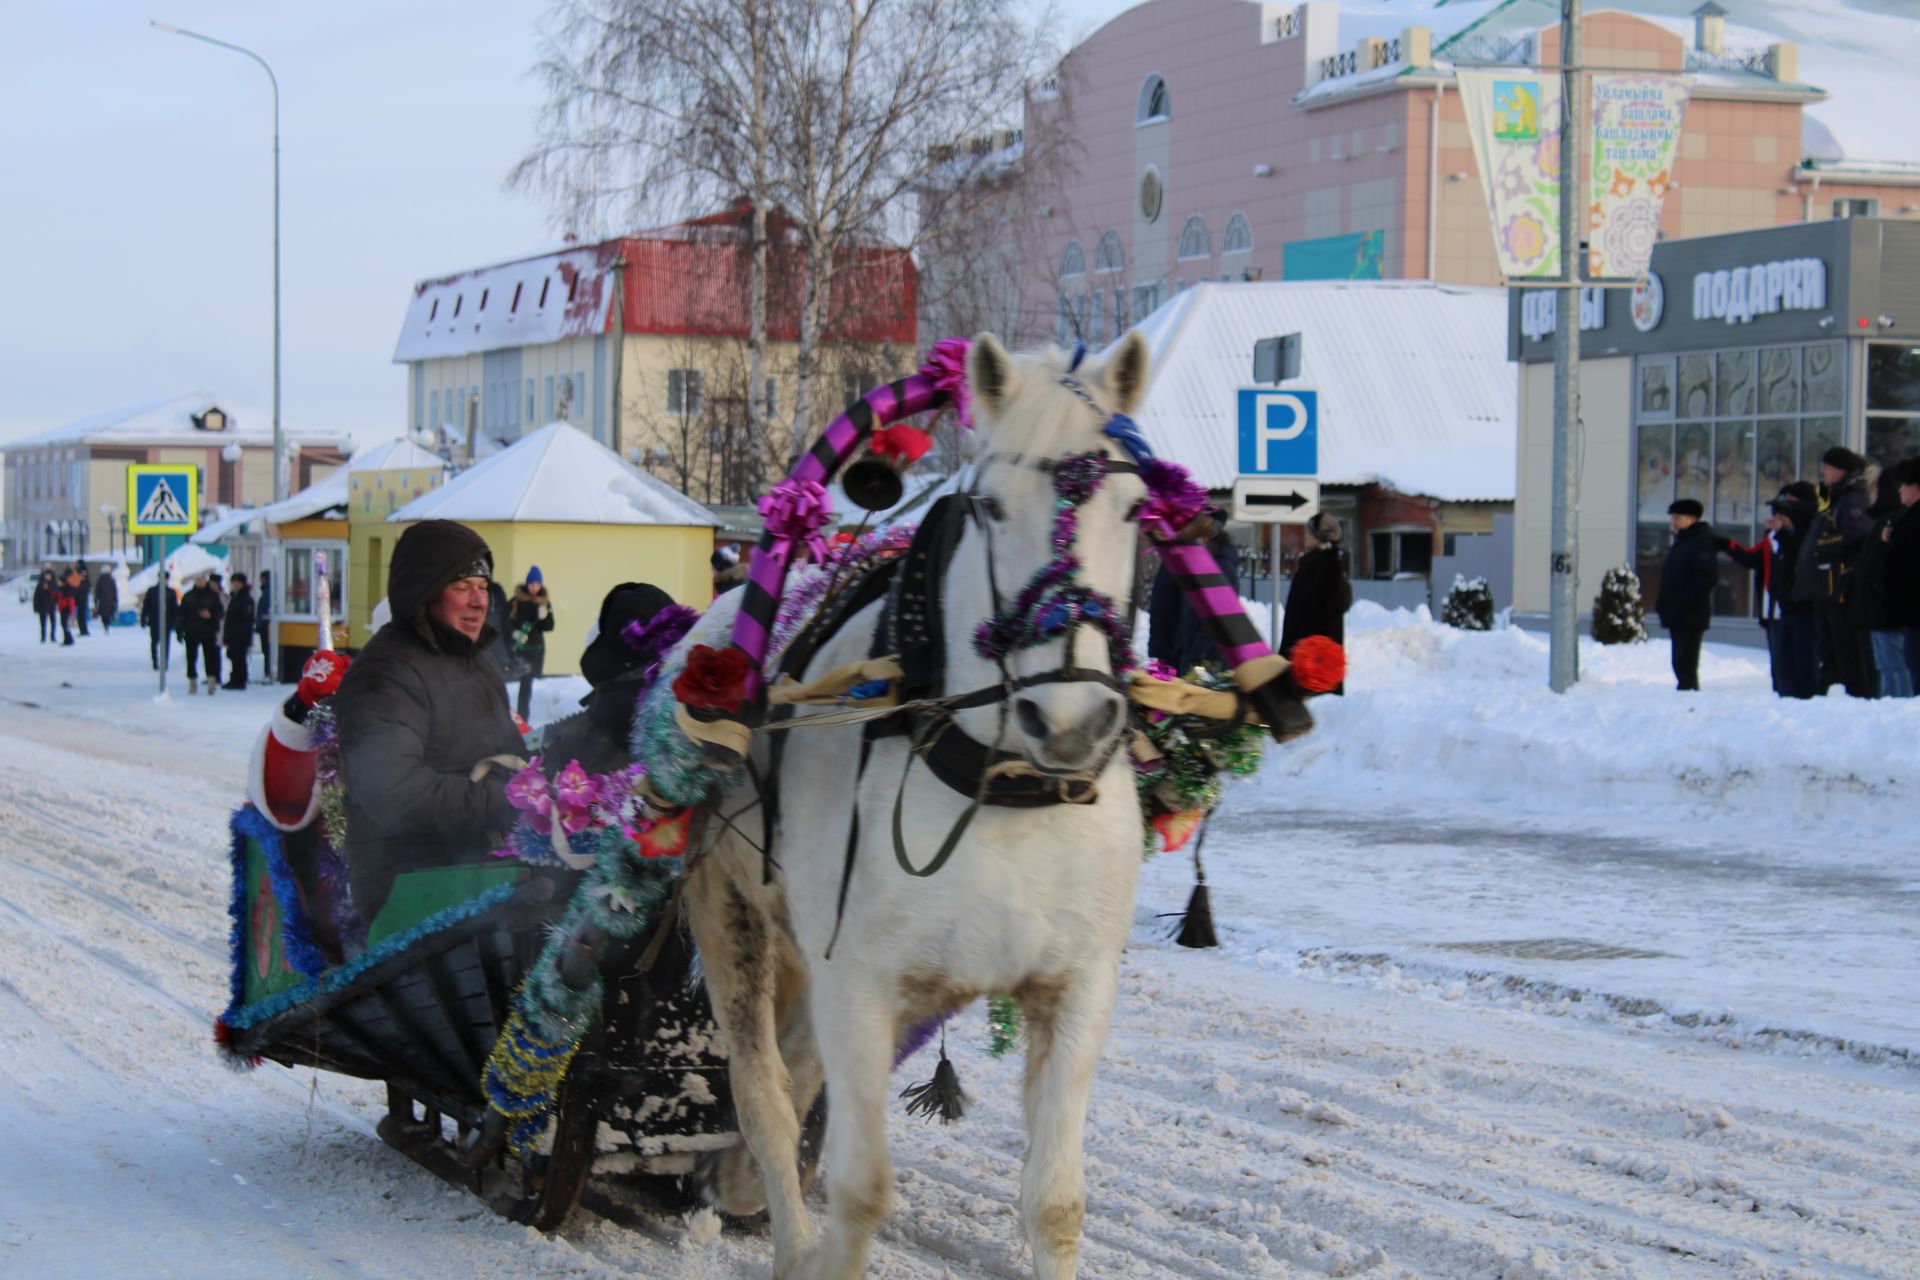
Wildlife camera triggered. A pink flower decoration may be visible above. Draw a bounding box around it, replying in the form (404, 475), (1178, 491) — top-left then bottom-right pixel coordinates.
(552, 760), (597, 835)
(918, 338), (973, 430)
(759, 478), (835, 564)
(505, 757), (552, 836)
(1143, 658), (1181, 683)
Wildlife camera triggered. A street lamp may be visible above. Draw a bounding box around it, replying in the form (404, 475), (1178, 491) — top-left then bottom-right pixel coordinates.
(150, 20), (283, 506)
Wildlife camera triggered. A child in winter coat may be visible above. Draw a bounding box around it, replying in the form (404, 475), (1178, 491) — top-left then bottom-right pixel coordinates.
(507, 567), (556, 722)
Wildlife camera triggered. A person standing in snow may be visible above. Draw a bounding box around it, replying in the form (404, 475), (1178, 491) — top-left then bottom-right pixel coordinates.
(1277, 513), (1351, 693)
(1656, 498), (1717, 691)
(1863, 459), (1920, 697)
(57, 566), (82, 645)
(93, 566), (119, 635)
(1795, 447), (1876, 696)
(180, 572), (225, 694)
(255, 569), (274, 681)
(72, 563), (91, 636)
(330, 520), (527, 921)
(1722, 481), (1816, 698)
(140, 579), (180, 671)
(506, 567), (556, 722)
(221, 573), (256, 691)
(33, 568), (57, 643)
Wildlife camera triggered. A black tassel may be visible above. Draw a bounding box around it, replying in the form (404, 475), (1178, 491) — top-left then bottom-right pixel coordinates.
(1163, 815), (1220, 949)
(1172, 879), (1219, 949)
(900, 1041), (968, 1125)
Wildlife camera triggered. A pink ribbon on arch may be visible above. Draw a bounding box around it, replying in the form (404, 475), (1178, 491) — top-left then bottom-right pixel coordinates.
(919, 337), (973, 430)
(758, 477), (836, 565)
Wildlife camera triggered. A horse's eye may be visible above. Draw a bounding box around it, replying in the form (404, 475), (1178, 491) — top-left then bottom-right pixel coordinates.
(1124, 499), (1146, 522)
(980, 495), (1007, 522)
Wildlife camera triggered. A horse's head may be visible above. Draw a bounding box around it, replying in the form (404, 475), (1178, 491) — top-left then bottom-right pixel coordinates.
(945, 330), (1153, 777)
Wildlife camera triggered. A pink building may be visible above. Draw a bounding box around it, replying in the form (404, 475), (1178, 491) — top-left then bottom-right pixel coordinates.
(1005, 0), (1920, 347)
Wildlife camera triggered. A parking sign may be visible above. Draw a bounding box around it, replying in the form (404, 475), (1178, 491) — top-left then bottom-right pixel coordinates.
(1236, 389), (1318, 475)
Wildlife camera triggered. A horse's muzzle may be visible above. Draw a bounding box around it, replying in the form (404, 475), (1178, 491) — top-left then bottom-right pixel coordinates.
(1014, 691), (1125, 774)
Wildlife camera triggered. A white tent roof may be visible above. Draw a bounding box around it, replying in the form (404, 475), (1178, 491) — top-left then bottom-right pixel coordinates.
(389, 422), (720, 527)
(350, 438), (446, 471)
(127, 544), (228, 595)
(1113, 280), (1516, 503)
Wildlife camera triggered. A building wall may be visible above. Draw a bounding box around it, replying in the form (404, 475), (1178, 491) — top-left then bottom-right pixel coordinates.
(1511, 356), (1633, 615)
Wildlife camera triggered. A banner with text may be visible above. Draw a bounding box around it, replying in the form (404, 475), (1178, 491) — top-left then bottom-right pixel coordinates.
(1585, 75), (1689, 280)
(1458, 71), (1563, 280)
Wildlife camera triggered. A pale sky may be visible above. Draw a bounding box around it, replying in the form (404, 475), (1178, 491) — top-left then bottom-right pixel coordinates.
(1, 0), (1130, 449)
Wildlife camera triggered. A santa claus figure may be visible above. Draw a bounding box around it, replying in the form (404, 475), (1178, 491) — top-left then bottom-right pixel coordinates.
(246, 650), (352, 831)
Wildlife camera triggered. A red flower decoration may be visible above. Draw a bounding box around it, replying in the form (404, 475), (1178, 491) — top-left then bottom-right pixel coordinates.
(869, 424), (933, 466)
(673, 644), (753, 714)
(1288, 635), (1346, 694)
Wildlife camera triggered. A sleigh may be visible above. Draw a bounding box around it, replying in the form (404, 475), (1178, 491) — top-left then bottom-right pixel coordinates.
(215, 805), (733, 1231)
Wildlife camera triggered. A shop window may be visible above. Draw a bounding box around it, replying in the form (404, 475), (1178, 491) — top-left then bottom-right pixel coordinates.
(1713, 421), (1755, 529)
(1674, 423), (1712, 510)
(1867, 343), (1920, 412)
(1868, 416), (1920, 469)
(1639, 361), (1672, 417)
(1756, 347), (1798, 415)
(1803, 342), (1842, 412)
(1801, 418), (1841, 475)
(1368, 528), (1432, 579)
(1756, 420), (1798, 494)
(1716, 351), (1755, 415)
(1677, 354), (1713, 417)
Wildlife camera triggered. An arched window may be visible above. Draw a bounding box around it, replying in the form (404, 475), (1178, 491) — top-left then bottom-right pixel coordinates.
(1222, 212), (1253, 254)
(1177, 215), (1211, 261)
(1060, 240), (1085, 279)
(1137, 74), (1170, 125)
(1094, 231), (1124, 274)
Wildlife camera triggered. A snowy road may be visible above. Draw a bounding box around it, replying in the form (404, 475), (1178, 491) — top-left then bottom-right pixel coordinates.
(2, 601), (1917, 1277)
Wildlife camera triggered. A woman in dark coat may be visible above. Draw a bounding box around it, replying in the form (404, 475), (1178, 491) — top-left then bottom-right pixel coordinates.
(33, 569), (57, 643)
(93, 568), (119, 634)
(506, 568), (556, 721)
(1279, 513), (1352, 693)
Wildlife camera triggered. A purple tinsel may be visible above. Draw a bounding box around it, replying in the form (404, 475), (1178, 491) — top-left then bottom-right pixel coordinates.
(306, 704), (366, 950)
(621, 603), (699, 686)
(766, 524), (918, 670)
(1141, 458), (1209, 534)
(918, 338), (973, 430)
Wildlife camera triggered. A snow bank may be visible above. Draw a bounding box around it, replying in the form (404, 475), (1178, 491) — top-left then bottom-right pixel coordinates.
(1276, 603), (1919, 841)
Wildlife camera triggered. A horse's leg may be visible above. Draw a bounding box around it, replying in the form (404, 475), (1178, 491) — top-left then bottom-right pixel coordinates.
(795, 974), (898, 1280)
(1016, 963), (1119, 1280)
(684, 861), (814, 1272)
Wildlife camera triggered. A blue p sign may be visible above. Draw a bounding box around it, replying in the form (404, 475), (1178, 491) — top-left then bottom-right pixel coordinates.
(1237, 389), (1317, 475)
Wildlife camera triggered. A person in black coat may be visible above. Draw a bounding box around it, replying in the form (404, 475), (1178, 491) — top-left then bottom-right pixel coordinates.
(93, 569), (118, 635)
(255, 568), (274, 681)
(179, 573), (225, 693)
(506, 567), (556, 721)
(1867, 459), (1920, 697)
(140, 581), (180, 670)
(33, 568), (56, 643)
(1148, 525), (1242, 674)
(1794, 447), (1876, 696)
(1278, 514), (1353, 693)
(1723, 481), (1816, 698)
(72, 564), (91, 636)
(538, 582), (679, 774)
(330, 520), (528, 922)
(1656, 498), (1718, 690)
(221, 574), (257, 690)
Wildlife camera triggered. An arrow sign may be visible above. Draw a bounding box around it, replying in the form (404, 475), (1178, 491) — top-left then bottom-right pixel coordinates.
(1231, 476), (1320, 524)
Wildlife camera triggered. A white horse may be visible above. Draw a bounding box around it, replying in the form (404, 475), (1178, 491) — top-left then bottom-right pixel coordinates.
(681, 332), (1154, 1279)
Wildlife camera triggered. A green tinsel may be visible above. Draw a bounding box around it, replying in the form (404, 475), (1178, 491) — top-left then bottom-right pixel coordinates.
(986, 995), (1021, 1058)
(1134, 667), (1267, 858)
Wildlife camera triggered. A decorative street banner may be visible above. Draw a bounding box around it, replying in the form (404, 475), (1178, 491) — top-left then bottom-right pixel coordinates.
(1458, 70), (1687, 284)
(1458, 71), (1563, 280)
(1585, 75), (1689, 280)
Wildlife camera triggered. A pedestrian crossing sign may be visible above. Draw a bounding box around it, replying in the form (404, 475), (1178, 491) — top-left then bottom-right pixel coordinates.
(128, 465), (199, 535)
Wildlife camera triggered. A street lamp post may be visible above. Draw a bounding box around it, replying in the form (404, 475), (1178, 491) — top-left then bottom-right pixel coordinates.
(154, 19), (283, 680)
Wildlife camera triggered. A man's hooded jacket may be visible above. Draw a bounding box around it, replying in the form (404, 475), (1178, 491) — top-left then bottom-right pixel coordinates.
(330, 520), (525, 919)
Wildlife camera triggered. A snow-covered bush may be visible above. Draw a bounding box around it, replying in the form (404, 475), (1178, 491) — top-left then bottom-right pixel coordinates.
(1439, 575), (1494, 631)
(1591, 565), (1648, 644)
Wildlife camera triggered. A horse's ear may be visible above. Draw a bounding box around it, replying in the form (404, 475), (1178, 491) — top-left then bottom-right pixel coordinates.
(1096, 329), (1151, 417)
(967, 332), (1019, 421)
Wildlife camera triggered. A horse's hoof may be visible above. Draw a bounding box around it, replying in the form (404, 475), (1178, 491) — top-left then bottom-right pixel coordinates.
(691, 1142), (769, 1218)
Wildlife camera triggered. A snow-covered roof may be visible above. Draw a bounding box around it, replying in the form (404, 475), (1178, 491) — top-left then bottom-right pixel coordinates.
(392, 244), (617, 364)
(190, 506), (264, 545)
(1112, 280), (1516, 502)
(3, 392), (351, 452)
(388, 422), (720, 527)
(349, 438), (446, 471)
(258, 467), (350, 526)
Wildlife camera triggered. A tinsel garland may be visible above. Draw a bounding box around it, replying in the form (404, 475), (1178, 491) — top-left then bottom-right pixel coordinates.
(766, 524), (918, 668)
(305, 702), (365, 952)
(1134, 664), (1267, 857)
(481, 755), (684, 1157)
(986, 995), (1021, 1059)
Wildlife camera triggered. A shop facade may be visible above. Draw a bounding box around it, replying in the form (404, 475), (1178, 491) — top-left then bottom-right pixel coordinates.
(1509, 217), (1920, 628)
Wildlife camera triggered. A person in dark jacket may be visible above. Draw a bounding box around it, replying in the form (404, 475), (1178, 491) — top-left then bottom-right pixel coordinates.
(179, 572), (225, 694)
(57, 566), (83, 644)
(221, 573), (257, 690)
(330, 520), (527, 921)
(33, 568), (56, 643)
(255, 568), (274, 681)
(1795, 447), (1876, 696)
(1278, 514), (1353, 693)
(1864, 459), (1920, 697)
(1722, 481), (1816, 698)
(72, 563), (91, 636)
(1148, 524), (1243, 674)
(538, 582), (679, 774)
(93, 568), (118, 635)
(140, 580), (180, 670)
(1655, 498), (1717, 691)
(506, 567), (556, 721)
